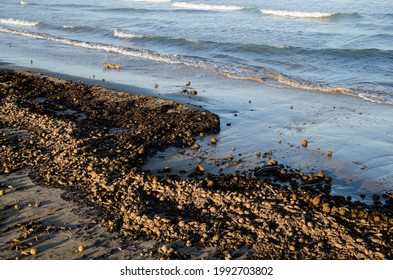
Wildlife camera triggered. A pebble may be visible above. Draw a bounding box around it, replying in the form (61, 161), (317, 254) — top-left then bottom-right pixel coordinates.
(0, 190), (5, 197)
(301, 139), (308, 148)
(327, 151), (333, 157)
(210, 137), (217, 144)
(322, 203), (331, 213)
(78, 245), (85, 253)
(30, 248), (38, 255)
(269, 159), (277, 166)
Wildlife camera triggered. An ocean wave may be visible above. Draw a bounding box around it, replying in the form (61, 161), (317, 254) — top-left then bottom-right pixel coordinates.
(114, 29), (205, 47)
(0, 18), (39, 27)
(172, 2), (244, 12)
(1, 26), (391, 105)
(259, 9), (335, 18)
(114, 29), (147, 39)
(0, 27), (190, 66)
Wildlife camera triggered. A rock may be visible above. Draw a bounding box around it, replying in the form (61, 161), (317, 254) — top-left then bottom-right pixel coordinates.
(0, 190), (5, 197)
(269, 159), (277, 165)
(206, 180), (214, 187)
(301, 139), (308, 148)
(317, 170), (325, 178)
(78, 245), (85, 252)
(311, 196), (321, 207)
(227, 153), (233, 160)
(30, 248), (38, 255)
(185, 81), (191, 87)
(322, 203), (331, 213)
(327, 151), (333, 157)
(163, 166), (171, 172)
(210, 137), (217, 144)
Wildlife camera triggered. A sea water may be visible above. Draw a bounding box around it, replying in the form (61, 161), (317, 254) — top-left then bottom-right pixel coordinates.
(1, 0), (393, 201)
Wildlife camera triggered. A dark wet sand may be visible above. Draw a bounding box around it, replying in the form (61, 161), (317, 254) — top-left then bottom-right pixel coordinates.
(1, 69), (392, 260)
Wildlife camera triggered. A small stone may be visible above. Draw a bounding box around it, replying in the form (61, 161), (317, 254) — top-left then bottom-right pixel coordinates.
(160, 245), (169, 253)
(256, 152), (261, 157)
(199, 132), (205, 138)
(289, 245), (296, 251)
(196, 164), (205, 172)
(186, 240), (192, 247)
(163, 166), (171, 172)
(78, 245), (85, 253)
(338, 208), (346, 216)
(210, 137), (217, 144)
(30, 248), (38, 255)
(206, 180), (214, 187)
(154, 83), (158, 88)
(327, 151), (333, 157)
(317, 170), (325, 178)
(210, 206), (217, 213)
(227, 153), (233, 160)
(185, 81), (191, 86)
(311, 196), (321, 207)
(138, 147), (146, 155)
(374, 216), (381, 223)
(194, 143), (200, 149)
(14, 204), (20, 210)
(0, 190), (5, 197)
(269, 159), (277, 165)
(322, 203), (331, 213)
(301, 139), (308, 148)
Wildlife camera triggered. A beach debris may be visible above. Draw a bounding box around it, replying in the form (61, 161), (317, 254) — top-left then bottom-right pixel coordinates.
(154, 83), (159, 88)
(181, 89), (197, 95)
(103, 62), (121, 70)
(185, 81), (191, 86)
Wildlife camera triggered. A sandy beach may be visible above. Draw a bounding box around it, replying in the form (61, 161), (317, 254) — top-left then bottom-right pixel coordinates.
(1, 69), (392, 260)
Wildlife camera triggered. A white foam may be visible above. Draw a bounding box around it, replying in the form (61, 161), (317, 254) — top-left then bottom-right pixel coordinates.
(114, 29), (145, 39)
(259, 9), (334, 18)
(172, 2), (244, 12)
(0, 27), (183, 65)
(0, 18), (39, 27)
(20, 1), (30, 5)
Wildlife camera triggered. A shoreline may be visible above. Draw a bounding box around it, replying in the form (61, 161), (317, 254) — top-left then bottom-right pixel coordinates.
(1, 69), (392, 260)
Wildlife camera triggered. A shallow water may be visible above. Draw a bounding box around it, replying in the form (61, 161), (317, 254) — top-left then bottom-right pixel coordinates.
(1, 0), (393, 202)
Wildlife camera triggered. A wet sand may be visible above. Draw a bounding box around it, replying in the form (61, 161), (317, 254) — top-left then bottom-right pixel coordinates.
(1, 69), (392, 260)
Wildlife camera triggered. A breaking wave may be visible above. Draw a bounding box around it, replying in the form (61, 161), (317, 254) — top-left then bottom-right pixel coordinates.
(259, 9), (335, 18)
(0, 18), (39, 27)
(1, 26), (392, 105)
